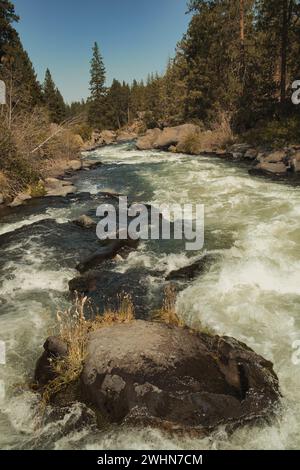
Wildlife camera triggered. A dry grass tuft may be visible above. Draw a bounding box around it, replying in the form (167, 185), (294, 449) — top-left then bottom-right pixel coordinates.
(41, 293), (135, 405)
(153, 284), (185, 328)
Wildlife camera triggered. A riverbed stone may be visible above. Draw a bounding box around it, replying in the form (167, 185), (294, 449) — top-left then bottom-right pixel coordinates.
(250, 161), (288, 177)
(153, 124), (200, 150)
(136, 128), (162, 150)
(9, 192), (32, 207)
(73, 214), (96, 229)
(45, 177), (76, 197)
(36, 321), (280, 433)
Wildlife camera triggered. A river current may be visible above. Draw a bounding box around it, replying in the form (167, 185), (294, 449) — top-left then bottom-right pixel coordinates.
(0, 143), (299, 450)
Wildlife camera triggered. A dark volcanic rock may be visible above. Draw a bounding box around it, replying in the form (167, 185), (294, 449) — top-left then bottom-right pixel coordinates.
(36, 321), (280, 433)
(76, 239), (139, 273)
(35, 336), (68, 387)
(166, 254), (219, 281)
(69, 269), (161, 318)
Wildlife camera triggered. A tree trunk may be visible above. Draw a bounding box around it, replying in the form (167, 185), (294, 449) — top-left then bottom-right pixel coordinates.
(239, 0), (245, 82)
(280, 0), (293, 104)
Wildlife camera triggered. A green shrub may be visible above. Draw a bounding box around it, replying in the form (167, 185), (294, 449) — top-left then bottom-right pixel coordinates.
(73, 123), (93, 142)
(242, 117), (300, 148)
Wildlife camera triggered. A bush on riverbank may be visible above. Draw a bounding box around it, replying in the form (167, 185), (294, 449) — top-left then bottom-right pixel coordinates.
(242, 116), (300, 149)
(0, 107), (83, 199)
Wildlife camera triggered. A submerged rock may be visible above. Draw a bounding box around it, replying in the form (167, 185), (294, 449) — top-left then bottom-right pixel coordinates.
(36, 320), (280, 434)
(76, 238), (139, 273)
(69, 268), (161, 318)
(166, 254), (219, 281)
(73, 214), (96, 229)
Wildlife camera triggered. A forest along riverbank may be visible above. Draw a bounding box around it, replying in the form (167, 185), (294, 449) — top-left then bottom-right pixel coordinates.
(0, 143), (300, 449)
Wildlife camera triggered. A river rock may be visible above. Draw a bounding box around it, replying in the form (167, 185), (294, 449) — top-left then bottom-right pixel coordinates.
(76, 237), (139, 273)
(244, 148), (258, 160)
(100, 130), (117, 145)
(289, 151), (300, 172)
(35, 336), (68, 387)
(153, 124), (200, 150)
(262, 150), (287, 164)
(250, 162), (288, 177)
(116, 131), (137, 143)
(67, 160), (82, 172)
(82, 159), (103, 170)
(73, 214), (96, 229)
(36, 321), (280, 433)
(45, 177), (76, 197)
(230, 143), (252, 154)
(69, 268), (161, 318)
(9, 192), (32, 207)
(136, 128), (162, 150)
(166, 254), (219, 281)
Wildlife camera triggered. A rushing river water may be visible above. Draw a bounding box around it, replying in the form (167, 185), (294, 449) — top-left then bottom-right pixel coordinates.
(0, 143), (300, 450)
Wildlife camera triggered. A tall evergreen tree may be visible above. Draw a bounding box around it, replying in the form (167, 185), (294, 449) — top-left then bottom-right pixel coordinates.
(88, 42), (106, 128)
(0, 0), (19, 62)
(43, 68), (66, 123)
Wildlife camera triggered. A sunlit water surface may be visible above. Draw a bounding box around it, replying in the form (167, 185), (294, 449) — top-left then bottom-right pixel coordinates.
(0, 143), (300, 449)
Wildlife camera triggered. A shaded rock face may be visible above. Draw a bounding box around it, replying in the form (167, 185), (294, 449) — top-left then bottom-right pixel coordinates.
(35, 336), (68, 387)
(166, 254), (219, 281)
(36, 321), (280, 433)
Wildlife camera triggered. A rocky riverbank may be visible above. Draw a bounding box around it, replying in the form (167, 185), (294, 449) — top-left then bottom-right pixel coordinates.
(0, 157), (103, 210)
(136, 125), (300, 182)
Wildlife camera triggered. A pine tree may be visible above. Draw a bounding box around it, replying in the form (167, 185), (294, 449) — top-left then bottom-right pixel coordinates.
(43, 68), (66, 123)
(0, 0), (19, 62)
(88, 42), (106, 128)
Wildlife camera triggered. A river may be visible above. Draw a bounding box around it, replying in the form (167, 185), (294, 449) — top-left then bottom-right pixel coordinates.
(0, 143), (300, 450)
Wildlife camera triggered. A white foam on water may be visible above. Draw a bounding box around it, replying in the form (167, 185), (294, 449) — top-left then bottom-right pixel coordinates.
(1, 144), (300, 449)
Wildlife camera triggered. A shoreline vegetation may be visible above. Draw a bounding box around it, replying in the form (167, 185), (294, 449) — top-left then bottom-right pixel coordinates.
(2, 1), (300, 203)
(0, 0), (299, 442)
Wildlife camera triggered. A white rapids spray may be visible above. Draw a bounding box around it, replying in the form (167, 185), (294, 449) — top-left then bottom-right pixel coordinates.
(0, 143), (300, 449)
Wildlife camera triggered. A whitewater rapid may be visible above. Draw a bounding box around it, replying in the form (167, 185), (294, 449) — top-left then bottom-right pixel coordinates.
(0, 143), (300, 449)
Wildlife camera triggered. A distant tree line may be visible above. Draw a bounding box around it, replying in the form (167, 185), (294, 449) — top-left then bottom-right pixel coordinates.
(1, 0), (300, 136)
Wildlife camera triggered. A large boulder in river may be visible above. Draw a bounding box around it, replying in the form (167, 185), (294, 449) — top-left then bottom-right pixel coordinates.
(153, 124), (200, 150)
(36, 320), (280, 433)
(136, 128), (162, 150)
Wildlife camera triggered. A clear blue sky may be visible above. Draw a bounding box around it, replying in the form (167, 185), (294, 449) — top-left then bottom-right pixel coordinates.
(13, 0), (191, 103)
